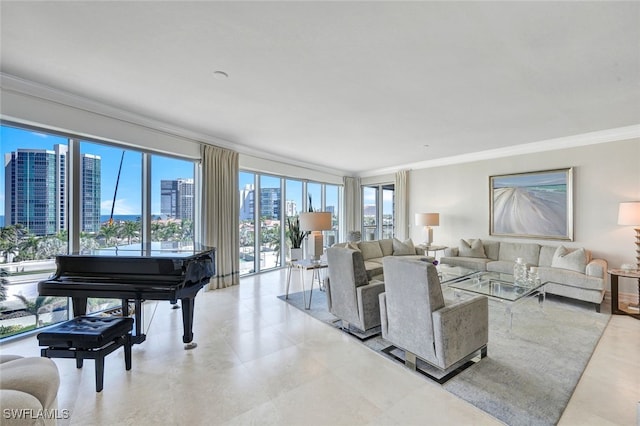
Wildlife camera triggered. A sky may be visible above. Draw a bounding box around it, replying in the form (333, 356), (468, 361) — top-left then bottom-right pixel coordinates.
(1, 125), (194, 216)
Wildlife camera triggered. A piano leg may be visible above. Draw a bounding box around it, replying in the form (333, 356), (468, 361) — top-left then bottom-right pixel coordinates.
(123, 299), (146, 345)
(71, 297), (87, 317)
(180, 297), (197, 350)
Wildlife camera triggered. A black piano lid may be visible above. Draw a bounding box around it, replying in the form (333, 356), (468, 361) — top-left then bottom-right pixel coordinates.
(72, 242), (215, 259)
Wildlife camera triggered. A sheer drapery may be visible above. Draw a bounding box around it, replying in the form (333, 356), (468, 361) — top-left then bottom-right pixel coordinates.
(201, 144), (240, 289)
(395, 169), (409, 240)
(343, 176), (361, 239)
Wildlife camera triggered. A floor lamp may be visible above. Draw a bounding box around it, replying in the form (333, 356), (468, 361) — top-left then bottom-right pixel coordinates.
(299, 212), (332, 262)
(415, 213), (439, 247)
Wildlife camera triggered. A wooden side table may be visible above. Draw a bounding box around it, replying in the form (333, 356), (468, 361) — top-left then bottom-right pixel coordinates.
(608, 269), (640, 320)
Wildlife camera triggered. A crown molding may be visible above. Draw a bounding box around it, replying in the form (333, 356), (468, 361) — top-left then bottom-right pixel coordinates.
(0, 73), (348, 177)
(357, 125), (640, 178)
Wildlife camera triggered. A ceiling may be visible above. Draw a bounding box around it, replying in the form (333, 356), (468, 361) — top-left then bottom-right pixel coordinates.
(1, 1), (639, 176)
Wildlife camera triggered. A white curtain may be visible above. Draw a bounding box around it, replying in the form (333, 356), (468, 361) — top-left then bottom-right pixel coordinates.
(343, 176), (361, 239)
(395, 169), (409, 240)
(201, 144), (240, 289)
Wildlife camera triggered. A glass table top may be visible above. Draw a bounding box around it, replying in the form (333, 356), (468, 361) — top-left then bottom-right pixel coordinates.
(447, 271), (546, 302)
(436, 264), (482, 284)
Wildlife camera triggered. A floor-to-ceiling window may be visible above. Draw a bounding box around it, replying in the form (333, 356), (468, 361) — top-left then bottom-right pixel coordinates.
(239, 171), (342, 276)
(259, 175), (282, 270)
(0, 122), (197, 340)
(239, 172), (256, 275)
(362, 183), (394, 240)
(1, 125), (70, 338)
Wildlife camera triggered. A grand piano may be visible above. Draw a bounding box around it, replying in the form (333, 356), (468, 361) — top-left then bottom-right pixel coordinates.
(38, 244), (215, 350)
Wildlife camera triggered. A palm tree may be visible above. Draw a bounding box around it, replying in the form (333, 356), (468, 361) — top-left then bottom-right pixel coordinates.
(14, 295), (55, 327)
(0, 224), (28, 263)
(0, 268), (9, 302)
(98, 224), (119, 247)
(121, 221), (140, 245)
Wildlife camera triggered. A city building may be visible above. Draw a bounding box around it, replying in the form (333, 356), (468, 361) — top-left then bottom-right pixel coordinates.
(161, 178), (194, 220)
(4, 144), (101, 235)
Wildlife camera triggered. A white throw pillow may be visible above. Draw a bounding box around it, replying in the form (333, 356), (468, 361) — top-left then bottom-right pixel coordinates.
(551, 246), (587, 273)
(458, 239), (487, 258)
(392, 238), (416, 256)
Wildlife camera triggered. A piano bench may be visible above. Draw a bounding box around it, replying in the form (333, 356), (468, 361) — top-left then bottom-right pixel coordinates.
(37, 316), (134, 392)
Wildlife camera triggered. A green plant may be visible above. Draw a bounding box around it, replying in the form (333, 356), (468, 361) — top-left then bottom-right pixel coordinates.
(287, 217), (308, 248)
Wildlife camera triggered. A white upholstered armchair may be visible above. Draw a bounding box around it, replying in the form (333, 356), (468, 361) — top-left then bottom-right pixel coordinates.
(379, 257), (488, 377)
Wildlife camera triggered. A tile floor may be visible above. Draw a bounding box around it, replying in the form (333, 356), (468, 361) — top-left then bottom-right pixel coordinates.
(1, 268), (639, 425)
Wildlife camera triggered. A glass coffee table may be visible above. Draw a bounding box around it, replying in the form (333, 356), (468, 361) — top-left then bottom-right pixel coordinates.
(447, 271), (546, 330)
(436, 263), (482, 284)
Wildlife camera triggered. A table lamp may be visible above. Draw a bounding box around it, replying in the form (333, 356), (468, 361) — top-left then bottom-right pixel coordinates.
(415, 213), (439, 247)
(299, 212), (332, 262)
(618, 201), (640, 269)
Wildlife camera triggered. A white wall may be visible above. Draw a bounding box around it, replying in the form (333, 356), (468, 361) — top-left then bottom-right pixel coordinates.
(409, 138), (640, 293)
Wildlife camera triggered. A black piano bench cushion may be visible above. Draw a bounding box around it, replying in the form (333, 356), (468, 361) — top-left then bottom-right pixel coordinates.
(37, 316), (134, 348)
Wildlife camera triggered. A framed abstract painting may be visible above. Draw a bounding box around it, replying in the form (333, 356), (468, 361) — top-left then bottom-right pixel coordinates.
(489, 168), (573, 240)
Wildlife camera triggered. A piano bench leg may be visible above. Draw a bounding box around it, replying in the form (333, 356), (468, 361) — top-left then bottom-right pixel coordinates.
(125, 335), (132, 371)
(95, 354), (105, 392)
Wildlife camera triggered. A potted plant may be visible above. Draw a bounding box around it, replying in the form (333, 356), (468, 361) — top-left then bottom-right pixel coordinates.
(287, 216), (307, 261)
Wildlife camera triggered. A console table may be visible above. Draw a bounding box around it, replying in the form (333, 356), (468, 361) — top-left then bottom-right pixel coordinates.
(608, 269), (640, 320)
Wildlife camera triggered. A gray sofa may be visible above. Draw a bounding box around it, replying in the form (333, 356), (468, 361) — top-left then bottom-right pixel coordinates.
(0, 355), (60, 426)
(441, 239), (608, 310)
(334, 238), (431, 280)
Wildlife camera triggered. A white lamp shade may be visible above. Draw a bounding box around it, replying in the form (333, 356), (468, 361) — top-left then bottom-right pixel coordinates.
(299, 212), (332, 231)
(415, 213), (440, 227)
(618, 202), (640, 226)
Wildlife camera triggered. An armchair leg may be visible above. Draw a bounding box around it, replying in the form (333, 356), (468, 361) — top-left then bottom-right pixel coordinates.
(405, 351), (417, 371)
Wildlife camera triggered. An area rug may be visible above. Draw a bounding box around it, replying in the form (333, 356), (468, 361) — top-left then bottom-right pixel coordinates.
(277, 289), (610, 426)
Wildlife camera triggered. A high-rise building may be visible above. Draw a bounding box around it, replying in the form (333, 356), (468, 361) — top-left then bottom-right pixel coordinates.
(161, 178), (194, 220)
(4, 144), (101, 235)
(239, 184), (254, 221)
(239, 185), (283, 221)
(81, 153), (101, 232)
(260, 188), (280, 220)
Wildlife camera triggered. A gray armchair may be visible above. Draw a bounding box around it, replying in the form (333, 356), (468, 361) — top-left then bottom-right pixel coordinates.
(379, 257), (488, 377)
(325, 246), (385, 333)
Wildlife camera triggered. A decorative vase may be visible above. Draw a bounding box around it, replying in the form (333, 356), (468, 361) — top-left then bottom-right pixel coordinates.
(513, 257), (527, 285)
(290, 248), (303, 262)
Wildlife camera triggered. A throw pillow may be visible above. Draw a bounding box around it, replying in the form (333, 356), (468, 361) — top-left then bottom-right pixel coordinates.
(551, 246), (587, 273)
(458, 239), (487, 258)
(392, 238), (416, 256)
(347, 242), (361, 251)
(357, 241), (383, 260)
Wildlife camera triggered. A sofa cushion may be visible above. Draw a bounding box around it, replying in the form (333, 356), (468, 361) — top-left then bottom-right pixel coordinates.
(486, 260), (517, 274)
(538, 246), (557, 267)
(498, 242), (540, 266)
(392, 238), (416, 256)
(358, 241), (383, 260)
(379, 239), (394, 257)
(551, 246), (587, 273)
(439, 256), (491, 271)
(537, 266), (603, 291)
(458, 239), (487, 258)
(363, 260), (384, 280)
(483, 241), (501, 261)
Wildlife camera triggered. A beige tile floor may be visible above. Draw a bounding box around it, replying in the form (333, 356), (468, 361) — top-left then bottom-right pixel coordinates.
(1, 268), (639, 425)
